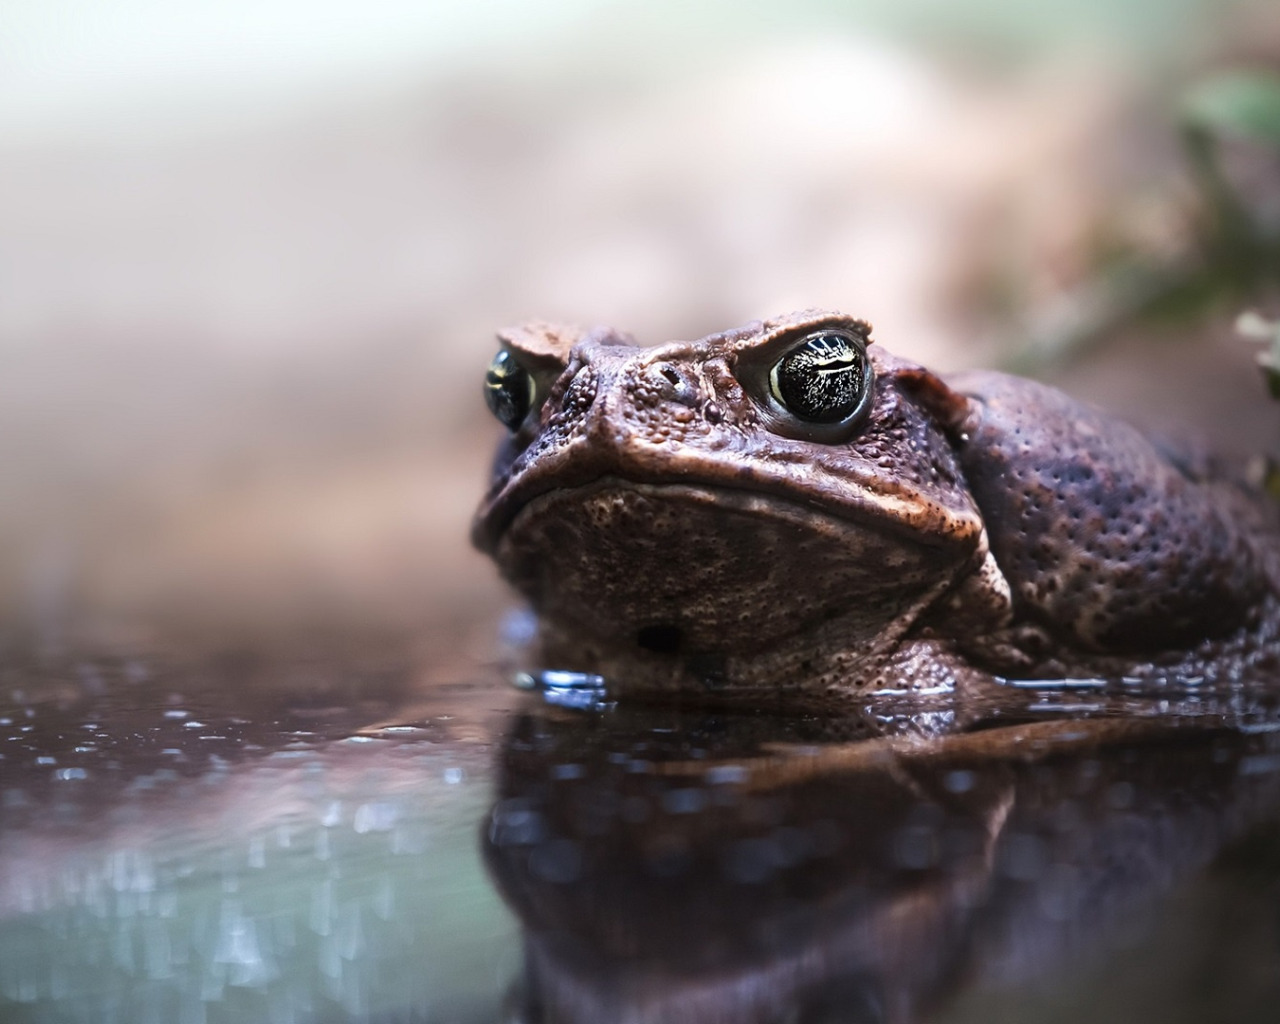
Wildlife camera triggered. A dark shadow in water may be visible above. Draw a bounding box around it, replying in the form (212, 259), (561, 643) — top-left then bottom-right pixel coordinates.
(484, 695), (1280, 1024)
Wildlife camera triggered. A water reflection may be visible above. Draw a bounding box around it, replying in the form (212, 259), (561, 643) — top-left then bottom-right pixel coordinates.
(485, 697), (1280, 1024)
(0, 658), (521, 1024)
(4, 658), (1280, 1023)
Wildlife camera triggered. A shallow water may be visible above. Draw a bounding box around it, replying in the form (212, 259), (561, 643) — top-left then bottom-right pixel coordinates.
(2, 649), (1280, 1024)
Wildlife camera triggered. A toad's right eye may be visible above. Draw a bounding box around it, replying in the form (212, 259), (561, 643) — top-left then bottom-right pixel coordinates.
(768, 329), (870, 426)
(483, 350), (534, 431)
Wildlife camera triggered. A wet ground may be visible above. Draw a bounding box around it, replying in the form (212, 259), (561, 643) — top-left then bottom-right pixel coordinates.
(3, 636), (1280, 1024)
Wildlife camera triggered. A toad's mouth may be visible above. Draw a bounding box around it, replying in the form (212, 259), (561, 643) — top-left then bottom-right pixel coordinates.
(472, 443), (982, 559)
(484, 477), (973, 655)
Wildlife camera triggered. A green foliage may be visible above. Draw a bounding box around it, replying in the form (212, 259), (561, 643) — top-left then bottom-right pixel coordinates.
(1009, 67), (1280, 379)
(1175, 70), (1280, 313)
(1187, 73), (1280, 402)
(1183, 71), (1280, 148)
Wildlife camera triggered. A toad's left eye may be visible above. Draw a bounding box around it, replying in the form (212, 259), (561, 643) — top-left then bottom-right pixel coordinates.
(769, 330), (870, 424)
(484, 350), (534, 431)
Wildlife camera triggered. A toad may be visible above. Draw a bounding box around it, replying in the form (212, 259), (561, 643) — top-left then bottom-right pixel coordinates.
(472, 310), (1280, 704)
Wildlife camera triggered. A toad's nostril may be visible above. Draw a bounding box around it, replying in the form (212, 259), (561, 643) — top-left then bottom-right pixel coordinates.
(647, 362), (700, 407)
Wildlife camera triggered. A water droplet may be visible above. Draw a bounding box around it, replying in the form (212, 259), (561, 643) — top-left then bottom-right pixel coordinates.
(489, 800), (546, 846)
(661, 787), (707, 814)
(944, 769), (975, 793)
(705, 764), (748, 785)
(1239, 754), (1280, 776)
(541, 669), (605, 688)
(247, 835), (266, 868)
(212, 900), (269, 986)
(500, 606), (539, 645)
(352, 802), (397, 833)
(892, 825), (939, 870)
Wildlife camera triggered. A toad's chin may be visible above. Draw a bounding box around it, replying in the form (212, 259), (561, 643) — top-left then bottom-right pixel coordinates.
(491, 477), (972, 657)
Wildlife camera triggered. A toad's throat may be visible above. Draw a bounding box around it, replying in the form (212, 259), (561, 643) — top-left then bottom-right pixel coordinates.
(491, 479), (974, 655)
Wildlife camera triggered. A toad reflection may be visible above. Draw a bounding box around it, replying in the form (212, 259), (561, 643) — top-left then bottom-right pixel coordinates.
(482, 702), (1280, 1024)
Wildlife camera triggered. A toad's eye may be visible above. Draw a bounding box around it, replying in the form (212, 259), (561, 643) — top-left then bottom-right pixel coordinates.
(769, 330), (870, 424)
(484, 350), (534, 431)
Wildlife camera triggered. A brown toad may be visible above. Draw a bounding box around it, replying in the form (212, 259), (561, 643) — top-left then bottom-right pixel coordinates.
(472, 310), (1280, 704)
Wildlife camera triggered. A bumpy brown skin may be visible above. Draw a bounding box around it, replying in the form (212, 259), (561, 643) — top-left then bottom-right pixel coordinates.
(472, 310), (1280, 705)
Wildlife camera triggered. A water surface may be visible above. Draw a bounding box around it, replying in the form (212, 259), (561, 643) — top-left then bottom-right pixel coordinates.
(3, 650), (1280, 1023)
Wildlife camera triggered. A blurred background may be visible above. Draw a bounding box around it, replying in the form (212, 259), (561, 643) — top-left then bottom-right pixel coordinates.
(3, 0), (1280, 671)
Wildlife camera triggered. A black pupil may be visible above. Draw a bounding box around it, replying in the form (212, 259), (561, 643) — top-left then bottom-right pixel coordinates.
(772, 332), (865, 423)
(484, 350), (531, 430)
